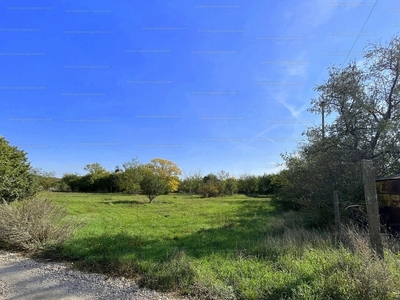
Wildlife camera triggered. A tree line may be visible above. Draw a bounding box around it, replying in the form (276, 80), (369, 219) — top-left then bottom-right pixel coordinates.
(0, 135), (281, 204)
(58, 161), (281, 200)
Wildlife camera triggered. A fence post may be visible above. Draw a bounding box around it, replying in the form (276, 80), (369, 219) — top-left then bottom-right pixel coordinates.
(361, 159), (384, 259)
(333, 190), (340, 243)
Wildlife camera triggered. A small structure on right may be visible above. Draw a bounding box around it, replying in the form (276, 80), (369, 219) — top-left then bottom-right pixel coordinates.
(376, 173), (400, 231)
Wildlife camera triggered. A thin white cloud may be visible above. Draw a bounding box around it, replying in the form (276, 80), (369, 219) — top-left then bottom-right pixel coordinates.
(275, 93), (308, 119)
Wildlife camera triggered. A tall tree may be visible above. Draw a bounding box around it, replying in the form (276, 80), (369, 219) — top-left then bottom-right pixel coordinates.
(276, 35), (400, 225)
(145, 158), (182, 193)
(61, 173), (81, 192)
(119, 158), (144, 194)
(140, 171), (168, 203)
(32, 168), (59, 190)
(309, 35), (400, 176)
(83, 163), (110, 192)
(180, 170), (203, 194)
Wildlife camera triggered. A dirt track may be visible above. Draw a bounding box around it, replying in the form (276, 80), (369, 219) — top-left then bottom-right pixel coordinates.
(0, 251), (185, 300)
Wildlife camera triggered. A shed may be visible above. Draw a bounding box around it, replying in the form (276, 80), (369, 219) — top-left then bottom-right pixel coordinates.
(376, 173), (400, 231)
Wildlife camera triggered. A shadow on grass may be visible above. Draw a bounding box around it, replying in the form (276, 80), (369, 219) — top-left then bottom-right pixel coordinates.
(57, 197), (302, 297)
(63, 197), (280, 262)
(103, 200), (145, 205)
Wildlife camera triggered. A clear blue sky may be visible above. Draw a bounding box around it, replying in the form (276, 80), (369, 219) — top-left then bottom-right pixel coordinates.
(0, 0), (397, 178)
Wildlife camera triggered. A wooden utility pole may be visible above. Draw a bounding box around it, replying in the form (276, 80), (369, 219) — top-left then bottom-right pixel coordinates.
(320, 100), (326, 139)
(361, 159), (384, 259)
(333, 190), (340, 243)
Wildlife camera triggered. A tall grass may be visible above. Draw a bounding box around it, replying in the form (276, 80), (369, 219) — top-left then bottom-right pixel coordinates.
(34, 192), (400, 299)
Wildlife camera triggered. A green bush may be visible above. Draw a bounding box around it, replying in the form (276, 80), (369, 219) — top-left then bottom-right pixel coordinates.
(0, 136), (39, 202)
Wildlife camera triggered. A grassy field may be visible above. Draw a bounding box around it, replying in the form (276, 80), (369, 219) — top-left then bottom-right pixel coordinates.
(39, 192), (400, 299)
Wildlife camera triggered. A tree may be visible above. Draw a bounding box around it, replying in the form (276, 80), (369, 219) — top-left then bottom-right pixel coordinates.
(198, 182), (219, 198)
(145, 158), (182, 193)
(109, 166), (123, 193)
(119, 158), (144, 194)
(32, 168), (59, 191)
(238, 174), (259, 195)
(83, 163), (111, 192)
(310, 35), (400, 176)
(198, 173), (221, 197)
(179, 170), (203, 194)
(84, 162), (107, 176)
(276, 35), (400, 225)
(140, 171), (168, 203)
(258, 174), (280, 195)
(196, 171), (238, 197)
(61, 173), (81, 192)
(224, 177), (238, 195)
(200, 173), (219, 197)
(0, 136), (38, 202)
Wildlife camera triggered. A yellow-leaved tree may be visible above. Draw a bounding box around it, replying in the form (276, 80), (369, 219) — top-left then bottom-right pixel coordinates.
(144, 158), (182, 193)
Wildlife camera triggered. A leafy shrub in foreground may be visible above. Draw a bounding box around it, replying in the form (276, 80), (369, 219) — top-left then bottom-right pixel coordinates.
(0, 197), (77, 252)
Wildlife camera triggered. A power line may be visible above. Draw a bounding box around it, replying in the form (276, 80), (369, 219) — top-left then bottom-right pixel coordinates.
(340, 0), (379, 68)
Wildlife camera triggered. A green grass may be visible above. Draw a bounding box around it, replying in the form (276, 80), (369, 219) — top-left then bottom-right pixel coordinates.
(39, 191), (400, 300)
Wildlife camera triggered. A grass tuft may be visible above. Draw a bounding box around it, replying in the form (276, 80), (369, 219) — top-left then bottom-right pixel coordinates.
(140, 249), (196, 292)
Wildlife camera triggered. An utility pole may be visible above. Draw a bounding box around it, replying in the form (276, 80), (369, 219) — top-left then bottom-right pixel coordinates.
(320, 100), (326, 139)
(361, 159), (384, 259)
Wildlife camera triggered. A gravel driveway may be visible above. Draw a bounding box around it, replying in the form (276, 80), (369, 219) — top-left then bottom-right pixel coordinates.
(0, 251), (187, 300)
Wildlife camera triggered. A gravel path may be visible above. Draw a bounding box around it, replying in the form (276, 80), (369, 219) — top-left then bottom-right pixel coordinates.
(0, 251), (188, 300)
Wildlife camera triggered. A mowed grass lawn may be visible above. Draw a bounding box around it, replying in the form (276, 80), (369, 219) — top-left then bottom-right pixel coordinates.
(42, 192), (400, 300)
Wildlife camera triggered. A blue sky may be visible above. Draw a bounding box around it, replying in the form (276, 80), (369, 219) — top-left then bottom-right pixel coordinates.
(0, 0), (397, 178)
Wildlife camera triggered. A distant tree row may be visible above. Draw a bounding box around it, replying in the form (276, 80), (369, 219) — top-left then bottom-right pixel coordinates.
(179, 171), (281, 197)
(0, 134), (282, 204)
(59, 160), (282, 200)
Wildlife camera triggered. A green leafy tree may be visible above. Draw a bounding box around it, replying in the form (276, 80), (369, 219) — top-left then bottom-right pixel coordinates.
(145, 158), (182, 193)
(276, 35), (400, 225)
(198, 182), (219, 198)
(0, 136), (38, 202)
(258, 174), (280, 195)
(109, 166), (123, 193)
(119, 158), (144, 194)
(179, 170), (203, 194)
(83, 163), (111, 192)
(238, 174), (259, 195)
(199, 173), (220, 197)
(32, 168), (59, 191)
(61, 173), (81, 192)
(224, 177), (238, 195)
(140, 171), (168, 203)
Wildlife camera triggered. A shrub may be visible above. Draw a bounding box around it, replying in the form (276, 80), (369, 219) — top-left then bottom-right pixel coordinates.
(198, 182), (219, 198)
(0, 136), (39, 202)
(0, 197), (77, 252)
